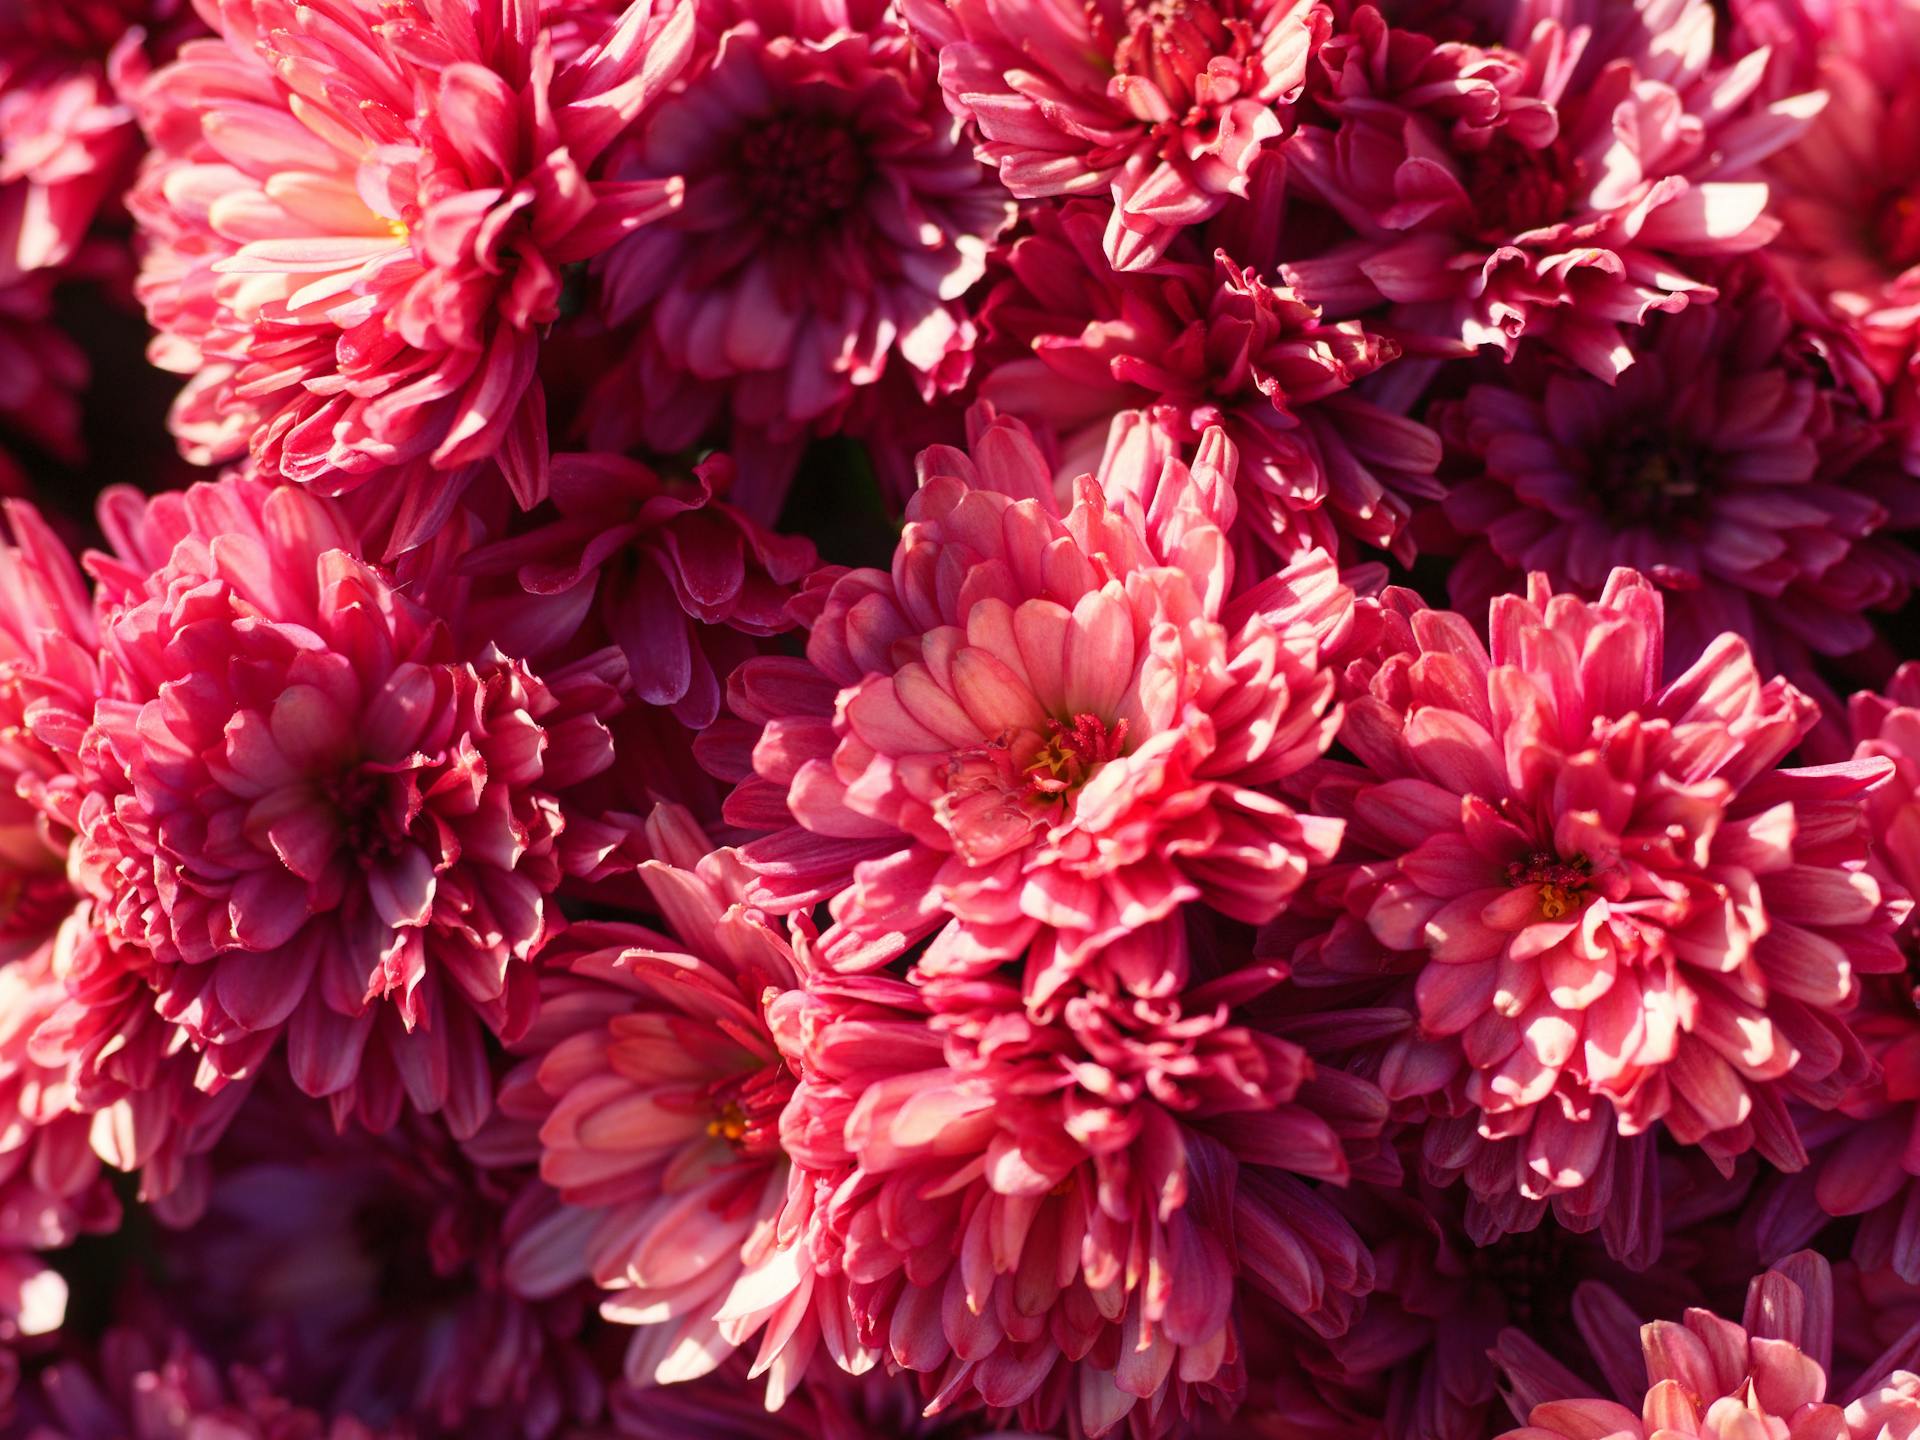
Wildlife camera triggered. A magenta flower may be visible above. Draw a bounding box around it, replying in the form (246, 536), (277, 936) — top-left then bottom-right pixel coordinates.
(1286, 570), (1908, 1241)
(908, 0), (1328, 269)
(976, 201), (1442, 567)
(151, 1078), (601, 1440)
(506, 806), (816, 1403)
(1282, 0), (1823, 377)
(704, 409), (1352, 997)
(1437, 269), (1920, 675)
(1494, 1251), (1920, 1440)
(30, 478), (624, 1139)
(0, 0), (171, 276)
(13, 1327), (405, 1440)
(1748, 665), (1920, 1282)
(588, 0), (1014, 507)
(1741, 0), (1920, 431)
(768, 927), (1384, 1438)
(461, 453), (817, 728)
(0, 926), (120, 1344)
(129, 0), (696, 550)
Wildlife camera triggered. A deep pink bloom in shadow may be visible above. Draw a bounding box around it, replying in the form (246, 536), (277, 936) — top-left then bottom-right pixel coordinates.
(1493, 1251), (1920, 1440)
(586, 0), (1014, 516)
(1438, 269), (1920, 677)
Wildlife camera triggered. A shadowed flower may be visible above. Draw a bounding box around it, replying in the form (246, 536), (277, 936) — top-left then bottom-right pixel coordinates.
(702, 408), (1352, 999)
(1437, 269), (1920, 676)
(150, 1077), (603, 1440)
(977, 201), (1441, 569)
(9, 1326), (406, 1440)
(129, 0), (696, 551)
(460, 452), (817, 728)
(1282, 0), (1823, 377)
(907, 0), (1328, 269)
(0, 0), (183, 276)
(1493, 1251), (1920, 1440)
(587, 0), (1014, 516)
(1737, 0), (1920, 453)
(1281, 569), (1908, 1242)
(29, 477), (625, 1138)
(1748, 664), (1920, 1283)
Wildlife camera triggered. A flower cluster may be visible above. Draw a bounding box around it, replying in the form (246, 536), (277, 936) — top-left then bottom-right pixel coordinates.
(5, 0), (1920, 1437)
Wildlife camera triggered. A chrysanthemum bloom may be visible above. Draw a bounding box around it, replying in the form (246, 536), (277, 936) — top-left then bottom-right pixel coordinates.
(12, 1326), (404, 1440)
(768, 923), (1386, 1438)
(0, 0), (182, 275)
(703, 408), (1352, 995)
(1269, 1161), (1745, 1440)
(1281, 0), (1823, 377)
(461, 453), (817, 727)
(152, 1076), (601, 1440)
(1494, 1251), (1920, 1440)
(1738, 0), (1920, 432)
(907, 0), (1328, 269)
(1287, 569), (1907, 1240)
(129, 0), (696, 550)
(506, 805), (817, 1403)
(1437, 272), (1920, 674)
(977, 202), (1441, 568)
(1747, 665), (1920, 1282)
(588, 0), (1015, 509)
(0, 500), (240, 1218)
(0, 929), (120, 1344)
(30, 477), (624, 1139)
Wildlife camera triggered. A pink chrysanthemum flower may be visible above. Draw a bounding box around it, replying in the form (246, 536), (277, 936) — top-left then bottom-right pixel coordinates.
(153, 1078), (601, 1440)
(0, 500), (242, 1218)
(129, 0), (696, 550)
(1273, 1161), (1745, 1440)
(0, 0), (180, 276)
(12, 1327), (405, 1440)
(461, 453), (817, 728)
(1493, 1252), (1920, 1440)
(907, 0), (1328, 270)
(768, 925), (1385, 1439)
(976, 202), (1441, 568)
(1282, 0), (1823, 377)
(1738, 0), (1920, 434)
(0, 927), (120, 1344)
(1287, 569), (1908, 1241)
(29, 477), (625, 1139)
(703, 409), (1352, 995)
(587, 0), (1014, 508)
(505, 805), (818, 1404)
(1438, 269), (1920, 675)
(1748, 665), (1920, 1283)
